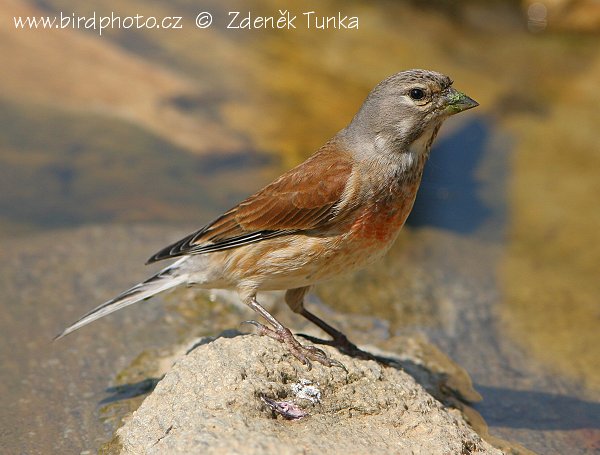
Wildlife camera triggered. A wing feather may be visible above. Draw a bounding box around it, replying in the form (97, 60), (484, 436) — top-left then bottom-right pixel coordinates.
(147, 144), (353, 264)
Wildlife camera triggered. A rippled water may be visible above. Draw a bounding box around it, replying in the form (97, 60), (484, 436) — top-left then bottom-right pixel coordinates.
(1, 1), (599, 454)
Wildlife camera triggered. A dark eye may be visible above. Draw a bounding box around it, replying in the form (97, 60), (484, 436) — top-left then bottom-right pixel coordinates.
(409, 88), (426, 100)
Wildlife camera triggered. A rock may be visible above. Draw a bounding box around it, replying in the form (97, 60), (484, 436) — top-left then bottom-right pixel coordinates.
(116, 333), (502, 454)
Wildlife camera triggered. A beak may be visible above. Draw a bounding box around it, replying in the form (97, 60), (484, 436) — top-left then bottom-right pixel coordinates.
(444, 87), (479, 115)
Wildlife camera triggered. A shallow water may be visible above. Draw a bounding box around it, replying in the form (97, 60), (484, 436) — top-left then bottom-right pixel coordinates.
(1, 1), (599, 453)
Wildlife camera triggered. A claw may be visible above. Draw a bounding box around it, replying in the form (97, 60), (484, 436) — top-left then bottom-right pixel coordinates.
(243, 323), (344, 369)
(240, 320), (261, 328)
(297, 332), (376, 365)
(300, 344), (347, 371)
(240, 320), (278, 338)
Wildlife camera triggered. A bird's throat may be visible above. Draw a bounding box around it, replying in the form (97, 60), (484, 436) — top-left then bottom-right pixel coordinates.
(408, 123), (441, 162)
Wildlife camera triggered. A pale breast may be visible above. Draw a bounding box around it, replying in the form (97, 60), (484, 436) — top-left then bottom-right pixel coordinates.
(208, 178), (420, 291)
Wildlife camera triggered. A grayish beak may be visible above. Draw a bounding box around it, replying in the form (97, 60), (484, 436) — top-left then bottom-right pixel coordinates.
(444, 87), (479, 115)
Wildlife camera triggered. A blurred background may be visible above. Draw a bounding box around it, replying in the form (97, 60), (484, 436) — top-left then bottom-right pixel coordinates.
(0, 0), (599, 453)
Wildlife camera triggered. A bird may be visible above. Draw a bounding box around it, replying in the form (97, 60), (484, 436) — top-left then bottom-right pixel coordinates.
(55, 69), (478, 369)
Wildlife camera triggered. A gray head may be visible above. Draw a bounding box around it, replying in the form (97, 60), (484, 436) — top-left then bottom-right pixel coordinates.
(345, 69), (478, 151)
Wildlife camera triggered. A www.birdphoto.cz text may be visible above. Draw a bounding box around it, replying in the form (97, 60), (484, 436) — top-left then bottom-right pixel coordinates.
(13, 10), (360, 35)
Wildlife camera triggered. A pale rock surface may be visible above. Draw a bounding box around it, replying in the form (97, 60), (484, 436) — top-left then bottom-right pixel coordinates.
(117, 333), (502, 455)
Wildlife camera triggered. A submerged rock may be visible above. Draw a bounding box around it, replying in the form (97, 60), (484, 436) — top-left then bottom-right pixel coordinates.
(115, 333), (502, 455)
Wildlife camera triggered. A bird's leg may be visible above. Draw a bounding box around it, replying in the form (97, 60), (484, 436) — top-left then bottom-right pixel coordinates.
(285, 287), (380, 362)
(242, 294), (343, 370)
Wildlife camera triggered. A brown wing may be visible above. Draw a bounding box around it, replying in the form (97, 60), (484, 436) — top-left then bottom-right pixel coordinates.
(147, 144), (353, 263)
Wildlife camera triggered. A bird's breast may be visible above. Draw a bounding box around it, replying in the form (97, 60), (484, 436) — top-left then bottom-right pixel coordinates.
(350, 181), (420, 243)
(214, 182), (421, 290)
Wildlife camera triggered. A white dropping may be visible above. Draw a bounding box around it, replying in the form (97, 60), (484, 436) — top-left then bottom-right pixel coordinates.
(292, 378), (321, 404)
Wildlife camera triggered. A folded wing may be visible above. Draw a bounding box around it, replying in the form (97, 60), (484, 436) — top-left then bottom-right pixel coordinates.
(147, 145), (353, 263)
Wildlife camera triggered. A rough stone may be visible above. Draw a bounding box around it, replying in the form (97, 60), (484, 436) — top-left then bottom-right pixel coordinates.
(116, 333), (502, 454)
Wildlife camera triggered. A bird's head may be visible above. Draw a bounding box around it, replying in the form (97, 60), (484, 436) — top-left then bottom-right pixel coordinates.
(346, 69), (478, 153)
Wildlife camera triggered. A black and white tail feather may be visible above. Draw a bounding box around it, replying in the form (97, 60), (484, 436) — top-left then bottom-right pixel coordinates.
(54, 259), (188, 340)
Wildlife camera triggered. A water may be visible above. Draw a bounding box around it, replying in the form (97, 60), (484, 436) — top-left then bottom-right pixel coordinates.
(1, 1), (599, 453)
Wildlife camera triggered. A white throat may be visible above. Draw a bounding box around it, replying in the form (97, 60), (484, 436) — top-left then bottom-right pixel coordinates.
(409, 126), (437, 158)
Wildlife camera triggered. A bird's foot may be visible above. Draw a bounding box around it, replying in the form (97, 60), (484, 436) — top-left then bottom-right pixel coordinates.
(241, 320), (346, 370)
(298, 331), (380, 363)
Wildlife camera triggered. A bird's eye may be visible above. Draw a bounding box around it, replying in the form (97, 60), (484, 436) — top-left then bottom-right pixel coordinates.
(409, 88), (426, 100)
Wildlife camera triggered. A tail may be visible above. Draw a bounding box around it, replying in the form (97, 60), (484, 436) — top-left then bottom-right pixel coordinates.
(54, 261), (188, 340)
